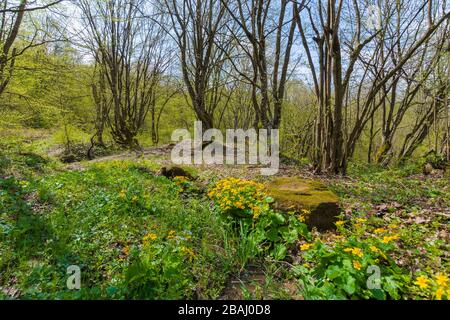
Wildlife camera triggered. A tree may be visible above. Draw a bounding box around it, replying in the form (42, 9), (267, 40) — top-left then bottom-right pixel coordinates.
(0, 0), (63, 98)
(161, 0), (230, 131)
(78, 0), (169, 149)
(222, 0), (297, 130)
(295, 0), (450, 174)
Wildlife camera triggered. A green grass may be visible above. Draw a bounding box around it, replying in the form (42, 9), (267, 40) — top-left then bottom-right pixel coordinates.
(1, 131), (449, 300)
(0, 160), (236, 299)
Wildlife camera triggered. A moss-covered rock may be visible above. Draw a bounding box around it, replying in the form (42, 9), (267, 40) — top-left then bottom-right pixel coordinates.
(266, 177), (340, 231)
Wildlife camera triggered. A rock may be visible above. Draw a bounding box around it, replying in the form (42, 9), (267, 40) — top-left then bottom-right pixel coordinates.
(423, 163), (434, 176)
(266, 177), (340, 231)
(160, 166), (195, 181)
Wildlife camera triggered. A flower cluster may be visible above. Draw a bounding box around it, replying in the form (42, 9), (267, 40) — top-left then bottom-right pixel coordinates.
(344, 247), (364, 258)
(381, 234), (400, 244)
(208, 178), (267, 219)
(414, 273), (449, 300)
(143, 233), (158, 245)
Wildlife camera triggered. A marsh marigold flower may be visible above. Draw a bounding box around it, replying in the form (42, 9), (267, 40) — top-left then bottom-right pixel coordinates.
(344, 247), (364, 258)
(414, 276), (429, 290)
(300, 243), (313, 251)
(381, 234), (400, 244)
(168, 230), (177, 240)
(435, 288), (445, 300)
(143, 233), (157, 244)
(353, 260), (362, 271)
(436, 274), (449, 287)
(370, 246), (387, 259)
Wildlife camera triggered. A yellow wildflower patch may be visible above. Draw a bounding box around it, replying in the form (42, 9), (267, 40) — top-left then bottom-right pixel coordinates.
(209, 178), (267, 218)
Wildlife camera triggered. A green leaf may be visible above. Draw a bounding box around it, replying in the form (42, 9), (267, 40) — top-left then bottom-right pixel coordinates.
(266, 228), (280, 242)
(272, 244), (287, 260)
(280, 227), (298, 243)
(342, 276), (356, 295)
(265, 197), (275, 204)
(325, 265), (341, 280)
(370, 289), (387, 300)
(271, 212), (286, 225)
(383, 276), (400, 300)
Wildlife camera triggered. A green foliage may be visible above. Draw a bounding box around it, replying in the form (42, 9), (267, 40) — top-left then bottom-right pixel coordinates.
(295, 236), (410, 300)
(0, 159), (236, 299)
(209, 178), (310, 264)
(124, 230), (196, 299)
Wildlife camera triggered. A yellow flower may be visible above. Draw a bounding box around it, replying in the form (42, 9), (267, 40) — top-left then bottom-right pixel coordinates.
(374, 228), (387, 234)
(301, 209), (311, 215)
(122, 245), (130, 256)
(370, 246), (387, 259)
(336, 221), (345, 227)
(181, 246), (196, 262)
(119, 189), (127, 199)
(344, 247), (364, 258)
(381, 234), (400, 244)
(414, 276), (429, 290)
(435, 288), (444, 300)
(356, 218), (367, 224)
(253, 206), (262, 219)
(436, 274), (449, 287)
(298, 215), (306, 223)
(168, 230), (176, 239)
(300, 243), (313, 251)
(132, 196), (139, 203)
(353, 260), (362, 271)
(143, 233), (157, 243)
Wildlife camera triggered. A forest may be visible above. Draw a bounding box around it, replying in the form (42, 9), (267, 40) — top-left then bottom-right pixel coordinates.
(0, 0), (449, 301)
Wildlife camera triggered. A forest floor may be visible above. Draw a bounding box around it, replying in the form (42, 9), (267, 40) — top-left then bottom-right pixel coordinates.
(0, 129), (449, 300)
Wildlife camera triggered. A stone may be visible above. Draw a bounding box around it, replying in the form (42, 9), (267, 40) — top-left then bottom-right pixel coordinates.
(423, 163), (433, 176)
(266, 177), (340, 231)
